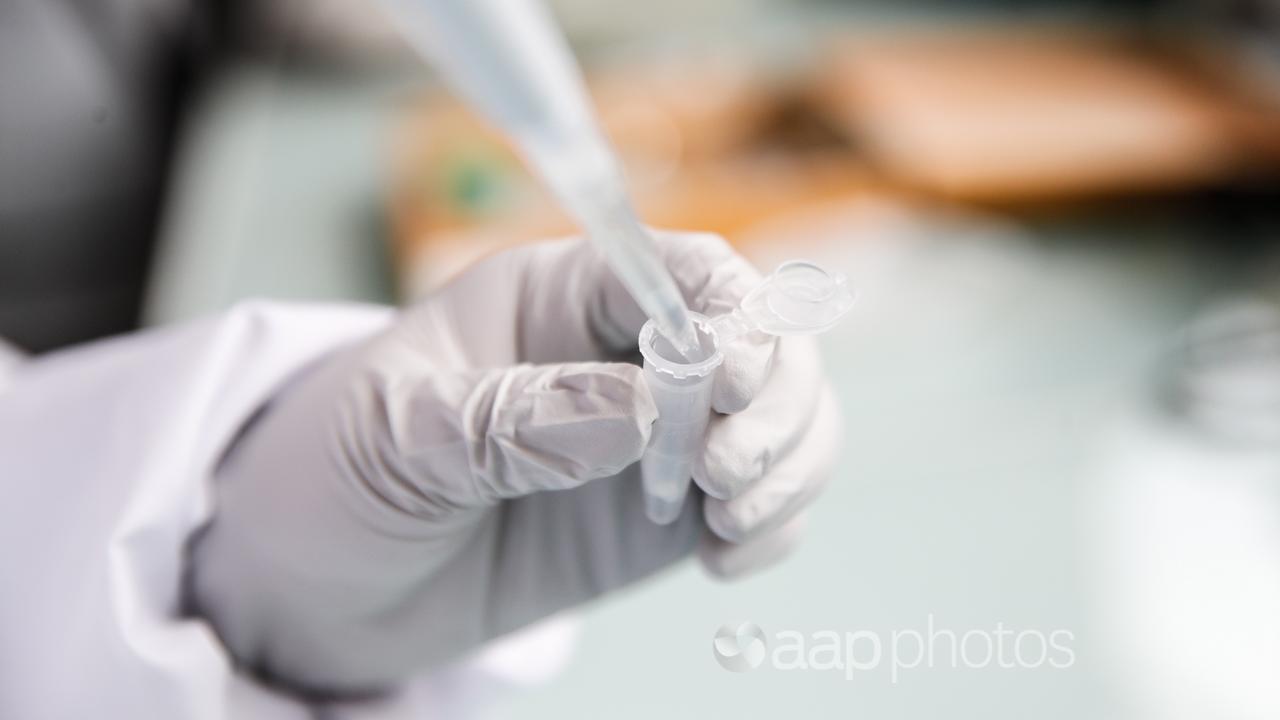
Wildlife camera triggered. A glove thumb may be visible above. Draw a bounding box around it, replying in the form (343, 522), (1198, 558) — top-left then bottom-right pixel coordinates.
(385, 361), (657, 509)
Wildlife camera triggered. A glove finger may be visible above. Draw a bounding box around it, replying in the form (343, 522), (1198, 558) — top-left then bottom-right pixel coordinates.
(703, 387), (841, 542)
(431, 236), (641, 365)
(511, 238), (630, 363)
(433, 232), (775, 402)
(699, 512), (808, 580)
(712, 331), (777, 415)
(383, 361), (657, 512)
(693, 336), (823, 500)
(646, 231), (776, 412)
(590, 230), (767, 354)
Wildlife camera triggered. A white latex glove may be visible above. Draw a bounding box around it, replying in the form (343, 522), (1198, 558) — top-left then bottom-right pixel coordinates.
(189, 232), (842, 694)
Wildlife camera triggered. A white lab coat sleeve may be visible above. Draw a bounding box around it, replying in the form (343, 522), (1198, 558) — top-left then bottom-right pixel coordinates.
(0, 302), (577, 720)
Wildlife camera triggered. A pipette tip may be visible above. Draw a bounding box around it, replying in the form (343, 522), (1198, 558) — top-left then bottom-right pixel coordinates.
(668, 324), (702, 362)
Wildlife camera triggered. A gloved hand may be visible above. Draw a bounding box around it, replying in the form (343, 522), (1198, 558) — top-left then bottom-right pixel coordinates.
(189, 231), (842, 694)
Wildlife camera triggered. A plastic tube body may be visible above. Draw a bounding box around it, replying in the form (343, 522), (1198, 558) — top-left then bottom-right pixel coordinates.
(638, 314), (722, 524)
(640, 363), (716, 524)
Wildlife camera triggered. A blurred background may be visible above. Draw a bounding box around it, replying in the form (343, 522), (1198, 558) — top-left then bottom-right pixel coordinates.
(5, 0), (1280, 717)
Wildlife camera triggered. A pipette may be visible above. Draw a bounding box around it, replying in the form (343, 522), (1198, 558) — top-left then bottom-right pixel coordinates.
(382, 0), (701, 358)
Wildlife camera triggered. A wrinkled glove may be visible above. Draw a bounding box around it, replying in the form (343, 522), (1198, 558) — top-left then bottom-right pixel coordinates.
(189, 231), (842, 693)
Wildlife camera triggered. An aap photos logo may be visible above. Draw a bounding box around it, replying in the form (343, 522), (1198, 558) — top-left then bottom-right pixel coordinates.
(711, 615), (1076, 683)
(712, 622), (768, 672)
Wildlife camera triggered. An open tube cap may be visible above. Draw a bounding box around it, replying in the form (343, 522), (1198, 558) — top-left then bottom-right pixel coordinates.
(715, 260), (856, 343)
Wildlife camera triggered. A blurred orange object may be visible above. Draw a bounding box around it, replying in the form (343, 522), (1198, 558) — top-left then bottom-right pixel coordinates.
(388, 30), (1280, 295)
(814, 30), (1280, 202)
(387, 56), (870, 295)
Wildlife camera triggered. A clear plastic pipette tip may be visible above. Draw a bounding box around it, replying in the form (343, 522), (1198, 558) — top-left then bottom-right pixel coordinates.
(658, 315), (701, 362)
